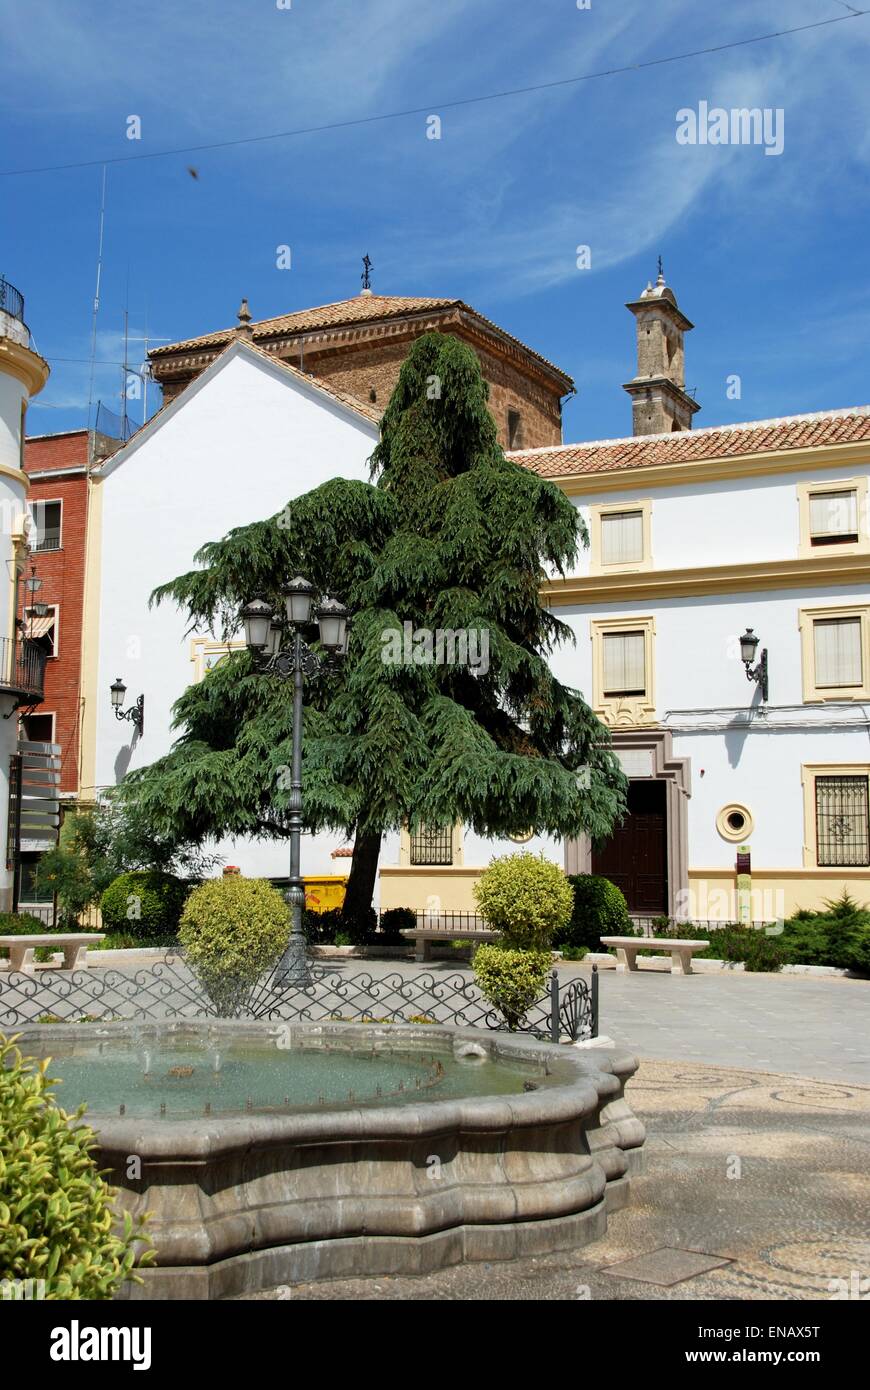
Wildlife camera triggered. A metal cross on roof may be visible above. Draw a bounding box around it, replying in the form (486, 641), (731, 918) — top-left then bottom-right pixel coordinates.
(361, 254), (373, 290)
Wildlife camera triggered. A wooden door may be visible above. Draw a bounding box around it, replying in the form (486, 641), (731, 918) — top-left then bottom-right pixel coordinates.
(591, 779), (668, 914)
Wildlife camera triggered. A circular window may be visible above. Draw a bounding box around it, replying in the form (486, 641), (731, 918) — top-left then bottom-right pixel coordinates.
(507, 829), (534, 844)
(716, 803), (754, 843)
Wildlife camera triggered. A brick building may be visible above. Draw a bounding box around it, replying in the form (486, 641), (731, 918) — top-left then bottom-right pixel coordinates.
(148, 292), (573, 451)
(21, 429), (118, 796)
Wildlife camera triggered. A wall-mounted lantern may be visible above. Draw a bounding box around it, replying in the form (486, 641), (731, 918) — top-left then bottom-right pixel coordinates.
(739, 629), (769, 703)
(110, 677), (144, 735)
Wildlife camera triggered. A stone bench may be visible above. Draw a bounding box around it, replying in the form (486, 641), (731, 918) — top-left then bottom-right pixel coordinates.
(600, 935), (709, 976)
(400, 927), (497, 963)
(0, 933), (105, 974)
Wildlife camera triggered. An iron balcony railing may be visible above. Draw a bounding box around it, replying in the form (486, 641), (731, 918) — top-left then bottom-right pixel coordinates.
(0, 635), (47, 704)
(0, 276), (25, 324)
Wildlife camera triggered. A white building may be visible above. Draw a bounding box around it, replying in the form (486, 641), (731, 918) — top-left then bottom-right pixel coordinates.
(0, 276), (50, 912)
(380, 277), (870, 923)
(79, 336), (379, 881)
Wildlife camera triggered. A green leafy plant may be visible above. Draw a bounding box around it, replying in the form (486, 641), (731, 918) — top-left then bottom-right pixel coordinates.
(473, 944), (552, 1031)
(554, 874), (633, 953)
(379, 907), (416, 940)
(34, 802), (215, 928)
(100, 870), (190, 941)
(0, 1034), (151, 1298)
(304, 905), (376, 947)
(473, 852), (573, 950)
(677, 924), (783, 971)
(558, 945), (588, 961)
(0, 912), (56, 963)
(178, 877), (290, 1015)
(779, 890), (870, 972)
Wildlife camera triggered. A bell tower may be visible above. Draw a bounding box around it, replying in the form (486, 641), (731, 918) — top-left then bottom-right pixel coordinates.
(623, 265), (700, 435)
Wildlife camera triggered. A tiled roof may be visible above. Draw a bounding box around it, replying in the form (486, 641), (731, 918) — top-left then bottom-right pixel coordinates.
(508, 406), (870, 478)
(149, 294), (571, 383)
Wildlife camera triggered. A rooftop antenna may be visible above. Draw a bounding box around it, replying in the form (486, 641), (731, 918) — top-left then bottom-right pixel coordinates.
(86, 165), (108, 431)
(120, 270), (130, 442)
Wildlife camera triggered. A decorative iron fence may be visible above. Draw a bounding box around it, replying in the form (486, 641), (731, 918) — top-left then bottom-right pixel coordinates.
(0, 959), (597, 1044)
(0, 276), (25, 323)
(411, 910), (487, 934)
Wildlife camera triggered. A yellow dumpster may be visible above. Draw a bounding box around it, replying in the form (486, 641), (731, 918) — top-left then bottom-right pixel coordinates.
(303, 875), (348, 913)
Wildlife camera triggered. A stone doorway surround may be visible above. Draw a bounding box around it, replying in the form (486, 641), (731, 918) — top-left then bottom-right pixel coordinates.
(566, 729), (691, 920)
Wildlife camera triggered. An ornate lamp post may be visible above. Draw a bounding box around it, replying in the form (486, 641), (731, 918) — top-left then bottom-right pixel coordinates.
(739, 628), (769, 703)
(241, 577), (350, 986)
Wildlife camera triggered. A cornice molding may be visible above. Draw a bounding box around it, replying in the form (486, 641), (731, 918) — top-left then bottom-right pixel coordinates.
(0, 337), (49, 396)
(543, 551), (870, 605)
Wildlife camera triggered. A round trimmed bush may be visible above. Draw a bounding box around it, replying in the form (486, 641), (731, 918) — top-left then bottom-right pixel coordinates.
(379, 907), (416, 941)
(473, 944), (552, 1031)
(100, 870), (189, 941)
(473, 853), (573, 949)
(554, 874), (632, 953)
(0, 1034), (151, 1298)
(178, 876), (290, 1014)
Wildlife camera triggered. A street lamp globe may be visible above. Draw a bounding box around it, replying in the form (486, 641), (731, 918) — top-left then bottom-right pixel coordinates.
(316, 597), (349, 652)
(283, 576), (316, 626)
(739, 628), (760, 665)
(240, 598), (274, 651)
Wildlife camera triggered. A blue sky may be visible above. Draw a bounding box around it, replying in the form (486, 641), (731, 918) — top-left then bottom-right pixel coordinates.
(1, 0), (869, 443)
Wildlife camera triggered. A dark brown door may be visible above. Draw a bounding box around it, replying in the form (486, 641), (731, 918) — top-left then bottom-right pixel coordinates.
(592, 779), (668, 914)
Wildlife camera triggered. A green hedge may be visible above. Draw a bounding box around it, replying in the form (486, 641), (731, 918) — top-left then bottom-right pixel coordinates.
(378, 907), (416, 941)
(554, 874), (632, 953)
(622, 894), (870, 973)
(0, 911), (58, 964)
(100, 871), (190, 941)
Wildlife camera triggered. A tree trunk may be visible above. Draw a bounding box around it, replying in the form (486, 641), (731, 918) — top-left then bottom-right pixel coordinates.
(342, 828), (382, 919)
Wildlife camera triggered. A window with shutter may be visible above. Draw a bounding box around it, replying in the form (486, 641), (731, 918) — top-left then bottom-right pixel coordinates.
(813, 616), (862, 688)
(601, 510), (644, 566)
(603, 630), (646, 696)
(808, 489), (858, 545)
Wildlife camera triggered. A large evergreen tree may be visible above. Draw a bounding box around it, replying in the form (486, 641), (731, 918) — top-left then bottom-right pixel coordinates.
(120, 335), (626, 913)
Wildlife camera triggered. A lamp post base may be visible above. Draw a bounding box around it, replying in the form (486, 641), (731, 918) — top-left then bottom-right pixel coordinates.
(272, 933), (311, 989)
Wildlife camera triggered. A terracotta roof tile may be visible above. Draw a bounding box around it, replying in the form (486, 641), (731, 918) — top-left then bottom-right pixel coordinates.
(149, 294), (571, 384)
(508, 406), (870, 478)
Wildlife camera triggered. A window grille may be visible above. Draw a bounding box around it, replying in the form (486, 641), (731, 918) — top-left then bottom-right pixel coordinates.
(410, 825), (454, 866)
(816, 775), (870, 866)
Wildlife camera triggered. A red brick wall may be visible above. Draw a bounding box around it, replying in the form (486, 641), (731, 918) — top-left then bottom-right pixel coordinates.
(23, 432), (90, 794)
(308, 336), (563, 449)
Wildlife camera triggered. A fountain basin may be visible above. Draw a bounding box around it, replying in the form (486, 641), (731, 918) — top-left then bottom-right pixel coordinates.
(16, 1020), (645, 1299)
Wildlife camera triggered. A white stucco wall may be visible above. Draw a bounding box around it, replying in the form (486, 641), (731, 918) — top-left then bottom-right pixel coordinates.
(573, 465), (870, 575)
(441, 456), (870, 895)
(93, 343), (378, 884)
